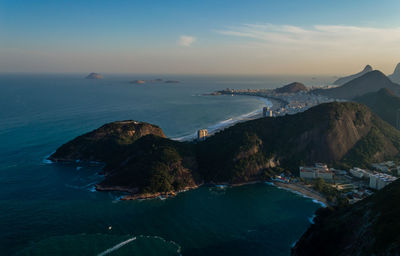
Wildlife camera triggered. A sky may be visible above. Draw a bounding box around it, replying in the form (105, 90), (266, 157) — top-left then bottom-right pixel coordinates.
(1, 0), (400, 75)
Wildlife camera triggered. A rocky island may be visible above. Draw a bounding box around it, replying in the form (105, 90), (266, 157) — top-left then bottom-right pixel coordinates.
(50, 102), (400, 200)
(85, 72), (104, 79)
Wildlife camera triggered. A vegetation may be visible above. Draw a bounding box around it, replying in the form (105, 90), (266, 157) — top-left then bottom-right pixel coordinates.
(355, 88), (400, 128)
(293, 180), (400, 256)
(52, 102), (400, 195)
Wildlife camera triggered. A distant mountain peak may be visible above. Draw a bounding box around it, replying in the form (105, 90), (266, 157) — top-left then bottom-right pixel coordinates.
(388, 63), (400, 84)
(274, 82), (307, 94)
(315, 70), (400, 100)
(363, 64), (373, 71)
(333, 65), (374, 85)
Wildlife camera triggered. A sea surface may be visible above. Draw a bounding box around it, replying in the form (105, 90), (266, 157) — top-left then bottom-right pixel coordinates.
(0, 74), (333, 255)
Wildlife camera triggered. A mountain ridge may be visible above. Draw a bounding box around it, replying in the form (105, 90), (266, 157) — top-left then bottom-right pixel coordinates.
(333, 65), (373, 85)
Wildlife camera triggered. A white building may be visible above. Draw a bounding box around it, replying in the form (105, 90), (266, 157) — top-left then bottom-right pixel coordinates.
(349, 167), (372, 179)
(197, 129), (208, 140)
(369, 173), (397, 190)
(299, 163), (333, 180)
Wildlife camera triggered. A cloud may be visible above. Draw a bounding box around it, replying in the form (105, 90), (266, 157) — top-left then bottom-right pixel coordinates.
(217, 23), (400, 55)
(178, 35), (196, 47)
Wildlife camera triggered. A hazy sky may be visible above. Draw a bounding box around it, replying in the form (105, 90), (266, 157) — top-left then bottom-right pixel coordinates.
(1, 0), (400, 75)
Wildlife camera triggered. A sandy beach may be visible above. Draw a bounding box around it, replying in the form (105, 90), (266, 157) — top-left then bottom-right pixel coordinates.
(272, 181), (329, 207)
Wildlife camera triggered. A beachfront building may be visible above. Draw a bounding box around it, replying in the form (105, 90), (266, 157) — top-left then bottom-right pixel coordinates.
(197, 129), (208, 140)
(349, 167), (372, 179)
(369, 173), (397, 190)
(299, 163), (333, 180)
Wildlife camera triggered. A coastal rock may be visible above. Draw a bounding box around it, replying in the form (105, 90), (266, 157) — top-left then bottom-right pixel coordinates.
(49, 120), (165, 163)
(274, 82), (308, 94)
(333, 65), (373, 85)
(314, 70), (400, 99)
(86, 73), (104, 79)
(388, 62), (400, 84)
(292, 180), (400, 256)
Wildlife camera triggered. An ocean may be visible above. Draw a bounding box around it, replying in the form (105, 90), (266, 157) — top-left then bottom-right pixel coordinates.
(0, 74), (332, 255)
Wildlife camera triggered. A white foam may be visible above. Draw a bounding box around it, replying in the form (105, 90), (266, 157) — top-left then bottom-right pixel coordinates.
(265, 182), (327, 208)
(97, 237), (136, 256)
(308, 214), (316, 224)
(172, 97), (272, 141)
(42, 151), (55, 164)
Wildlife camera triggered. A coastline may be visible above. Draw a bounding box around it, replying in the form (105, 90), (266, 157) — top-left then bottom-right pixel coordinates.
(271, 181), (329, 207)
(173, 95), (283, 142)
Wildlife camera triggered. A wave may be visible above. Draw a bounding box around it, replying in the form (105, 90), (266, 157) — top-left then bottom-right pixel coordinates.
(308, 214), (316, 224)
(97, 235), (182, 256)
(265, 182), (327, 208)
(173, 97), (272, 141)
(97, 237), (137, 256)
(42, 151), (55, 164)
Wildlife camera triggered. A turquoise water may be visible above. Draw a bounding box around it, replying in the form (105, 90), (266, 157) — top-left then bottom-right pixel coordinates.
(0, 74), (329, 255)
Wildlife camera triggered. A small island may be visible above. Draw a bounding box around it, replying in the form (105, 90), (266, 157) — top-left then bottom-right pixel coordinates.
(85, 72), (104, 79)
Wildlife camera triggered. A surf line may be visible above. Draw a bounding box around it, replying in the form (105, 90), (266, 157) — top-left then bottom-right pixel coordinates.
(97, 237), (136, 256)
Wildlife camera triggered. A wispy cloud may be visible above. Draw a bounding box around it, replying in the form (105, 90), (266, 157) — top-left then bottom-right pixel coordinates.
(178, 35), (196, 47)
(217, 23), (400, 53)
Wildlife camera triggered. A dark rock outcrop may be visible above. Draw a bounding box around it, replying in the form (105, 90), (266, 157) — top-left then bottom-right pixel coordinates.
(333, 65), (373, 85)
(274, 82), (307, 94)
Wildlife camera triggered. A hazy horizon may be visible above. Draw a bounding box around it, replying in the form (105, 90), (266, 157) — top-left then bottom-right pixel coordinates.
(1, 0), (400, 75)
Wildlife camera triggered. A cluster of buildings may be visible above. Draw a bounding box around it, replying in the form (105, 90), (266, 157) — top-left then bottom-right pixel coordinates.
(299, 163), (334, 180)
(216, 88), (336, 118)
(369, 173), (398, 190)
(300, 162), (398, 191)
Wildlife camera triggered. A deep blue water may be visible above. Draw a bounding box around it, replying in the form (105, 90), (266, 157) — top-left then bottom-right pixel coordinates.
(0, 74), (331, 255)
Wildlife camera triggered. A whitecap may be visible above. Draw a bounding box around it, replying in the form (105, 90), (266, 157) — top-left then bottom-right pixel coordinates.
(97, 237), (137, 256)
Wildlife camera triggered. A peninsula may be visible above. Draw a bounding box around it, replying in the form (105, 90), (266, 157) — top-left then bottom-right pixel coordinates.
(50, 102), (400, 201)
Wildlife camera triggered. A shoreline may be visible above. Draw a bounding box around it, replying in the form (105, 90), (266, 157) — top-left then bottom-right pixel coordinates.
(173, 95), (283, 142)
(271, 181), (329, 207)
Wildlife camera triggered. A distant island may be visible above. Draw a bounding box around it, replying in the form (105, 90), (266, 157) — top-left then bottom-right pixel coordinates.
(85, 72), (104, 79)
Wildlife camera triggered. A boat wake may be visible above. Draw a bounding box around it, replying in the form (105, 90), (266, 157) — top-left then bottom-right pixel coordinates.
(97, 237), (137, 256)
(97, 235), (182, 256)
